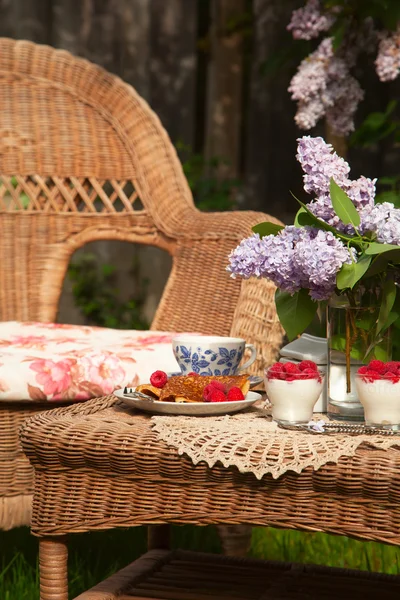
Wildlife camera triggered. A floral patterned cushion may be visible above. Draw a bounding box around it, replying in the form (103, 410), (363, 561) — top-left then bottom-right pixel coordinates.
(0, 321), (184, 402)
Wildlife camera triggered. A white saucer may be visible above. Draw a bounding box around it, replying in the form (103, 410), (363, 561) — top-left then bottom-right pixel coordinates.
(114, 389), (262, 416)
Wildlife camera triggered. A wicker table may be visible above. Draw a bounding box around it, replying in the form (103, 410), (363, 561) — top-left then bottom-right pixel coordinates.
(21, 395), (400, 600)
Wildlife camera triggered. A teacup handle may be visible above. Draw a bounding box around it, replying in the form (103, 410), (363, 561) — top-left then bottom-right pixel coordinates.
(237, 344), (257, 373)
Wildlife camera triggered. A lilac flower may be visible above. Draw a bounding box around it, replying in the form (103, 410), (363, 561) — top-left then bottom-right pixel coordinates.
(287, 0), (336, 41)
(360, 202), (400, 245)
(227, 226), (355, 301)
(293, 229), (356, 300)
(307, 419), (326, 432)
(296, 136), (350, 196)
(289, 38), (364, 135)
(375, 26), (400, 82)
(296, 136), (376, 233)
(325, 75), (364, 136)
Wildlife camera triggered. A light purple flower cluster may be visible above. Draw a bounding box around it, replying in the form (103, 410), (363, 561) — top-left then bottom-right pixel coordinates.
(289, 38), (364, 135)
(297, 136), (376, 233)
(360, 202), (400, 245)
(227, 226), (355, 301)
(287, 0), (336, 41)
(375, 26), (400, 82)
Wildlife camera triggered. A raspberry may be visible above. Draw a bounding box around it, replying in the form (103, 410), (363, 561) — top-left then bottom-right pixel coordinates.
(364, 370), (381, 381)
(267, 371), (285, 380)
(286, 375), (297, 381)
(150, 370), (168, 388)
(209, 389), (227, 403)
(269, 362), (284, 372)
(383, 372), (400, 383)
(368, 360), (386, 374)
(203, 384), (215, 401)
(209, 380), (225, 392)
(299, 360), (318, 371)
(298, 372), (315, 380)
(301, 371), (319, 380)
(384, 362), (400, 374)
(357, 366), (368, 375)
(227, 387), (245, 401)
(283, 362), (299, 374)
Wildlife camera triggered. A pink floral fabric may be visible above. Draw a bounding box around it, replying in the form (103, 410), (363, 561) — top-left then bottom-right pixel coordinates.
(0, 322), (184, 402)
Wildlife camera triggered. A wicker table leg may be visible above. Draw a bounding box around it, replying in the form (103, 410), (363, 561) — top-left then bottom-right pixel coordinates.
(39, 536), (68, 600)
(147, 525), (171, 550)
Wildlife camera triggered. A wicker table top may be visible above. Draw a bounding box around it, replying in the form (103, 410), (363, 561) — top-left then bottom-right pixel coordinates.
(21, 395), (400, 544)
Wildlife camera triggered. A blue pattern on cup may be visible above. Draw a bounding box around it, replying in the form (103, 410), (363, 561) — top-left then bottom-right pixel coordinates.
(174, 344), (244, 376)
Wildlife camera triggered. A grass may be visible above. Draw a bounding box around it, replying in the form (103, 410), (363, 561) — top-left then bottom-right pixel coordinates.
(0, 526), (399, 598)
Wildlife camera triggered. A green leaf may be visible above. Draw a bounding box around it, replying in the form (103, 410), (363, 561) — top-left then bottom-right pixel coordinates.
(336, 255), (372, 290)
(291, 193), (355, 243)
(365, 242), (400, 255)
(294, 207), (314, 227)
(377, 279), (397, 334)
(252, 222), (284, 237)
(329, 178), (360, 227)
(275, 288), (317, 342)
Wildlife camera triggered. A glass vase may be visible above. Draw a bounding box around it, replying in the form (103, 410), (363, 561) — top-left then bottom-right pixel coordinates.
(327, 291), (392, 421)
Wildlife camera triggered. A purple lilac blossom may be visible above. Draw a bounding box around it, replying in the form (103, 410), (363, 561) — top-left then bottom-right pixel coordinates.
(288, 38), (364, 135)
(227, 226), (355, 301)
(375, 26), (400, 82)
(359, 202), (400, 245)
(287, 0), (336, 41)
(296, 136), (376, 234)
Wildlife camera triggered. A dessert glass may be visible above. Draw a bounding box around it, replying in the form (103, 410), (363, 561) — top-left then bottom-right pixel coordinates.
(264, 367), (324, 425)
(355, 374), (400, 430)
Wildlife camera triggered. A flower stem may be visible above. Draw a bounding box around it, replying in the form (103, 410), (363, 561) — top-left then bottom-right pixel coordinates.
(345, 308), (351, 393)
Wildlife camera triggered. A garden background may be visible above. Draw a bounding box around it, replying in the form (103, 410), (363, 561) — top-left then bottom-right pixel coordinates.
(1, 0), (400, 597)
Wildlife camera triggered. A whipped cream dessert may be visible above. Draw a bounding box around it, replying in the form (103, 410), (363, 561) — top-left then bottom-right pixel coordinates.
(355, 360), (400, 428)
(265, 361), (323, 424)
(355, 377), (400, 427)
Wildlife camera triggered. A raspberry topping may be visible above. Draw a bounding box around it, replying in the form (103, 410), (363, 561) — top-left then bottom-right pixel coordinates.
(269, 362), (284, 373)
(267, 361), (321, 382)
(150, 370), (168, 388)
(299, 360), (318, 371)
(368, 360), (386, 374)
(226, 387), (245, 401)
(209, 380), (226, 392)
(283, 362), (299, 374)
(357, 360), (400, 383)
(203, 384), (215, 402)
(209, 389), (227, 403)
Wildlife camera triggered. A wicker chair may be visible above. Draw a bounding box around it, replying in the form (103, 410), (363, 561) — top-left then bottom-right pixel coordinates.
(0, 38), (283, 530)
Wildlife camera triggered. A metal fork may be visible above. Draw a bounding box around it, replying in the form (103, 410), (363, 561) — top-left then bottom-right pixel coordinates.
(123, 387), (156, 402)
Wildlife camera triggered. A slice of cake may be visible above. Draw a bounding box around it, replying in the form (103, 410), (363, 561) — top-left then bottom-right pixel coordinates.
(159, 374), (250, 403)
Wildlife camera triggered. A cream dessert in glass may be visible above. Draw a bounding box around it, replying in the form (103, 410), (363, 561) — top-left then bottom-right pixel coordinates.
(355, 360), (400, 430)
(264, 361), (324, 425)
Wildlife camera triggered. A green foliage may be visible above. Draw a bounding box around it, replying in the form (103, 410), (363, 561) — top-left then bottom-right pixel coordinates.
(330, 178), (360, 227)
(1, 526), (400, 598)
(68, 253), (149, 330)
(252, 222), (284, 237)
(375, 176), (400, 208)
(350, 101), (399, 148)
(275, 288), (318, 341)
(176, 142), (241, 211)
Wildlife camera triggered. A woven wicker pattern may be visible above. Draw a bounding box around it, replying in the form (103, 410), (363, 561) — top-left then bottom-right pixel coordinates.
(21, 396), (400, 545)
(0, 37), (283, 528)
(0, 176), (142, 212)
(75, 549), (400, 600)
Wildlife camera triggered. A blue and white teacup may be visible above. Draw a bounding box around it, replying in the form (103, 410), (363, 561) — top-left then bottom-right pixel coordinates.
(172, 335), (257, 376)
